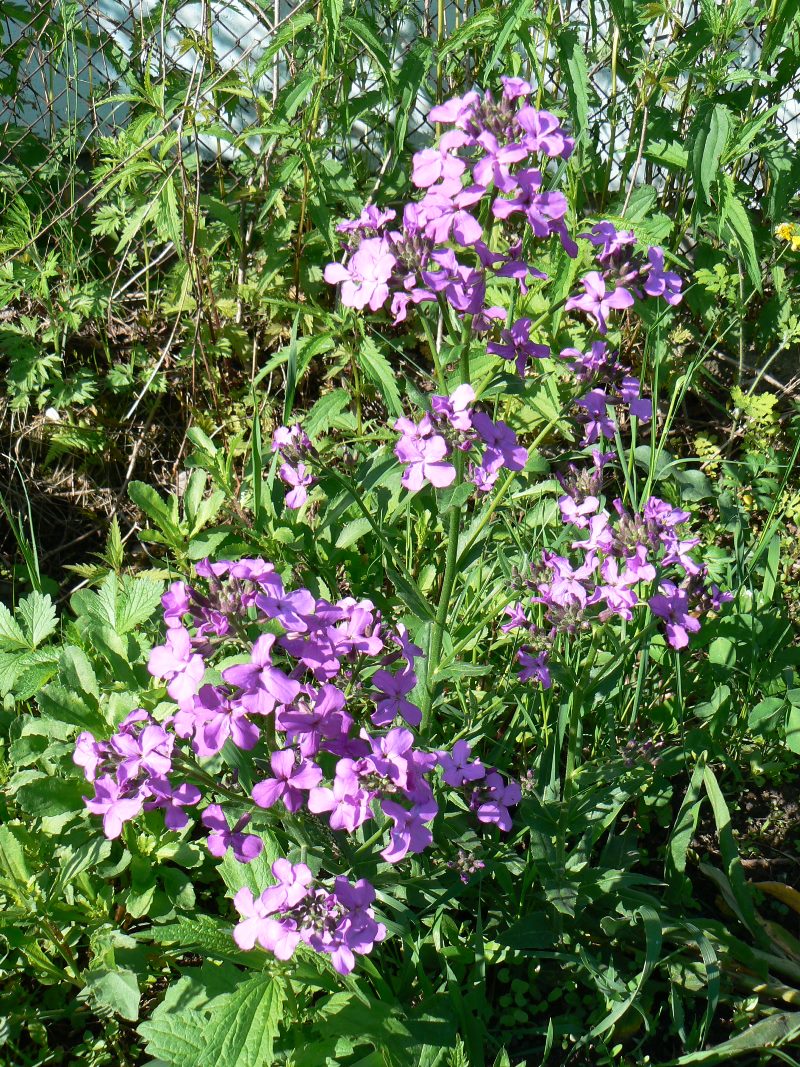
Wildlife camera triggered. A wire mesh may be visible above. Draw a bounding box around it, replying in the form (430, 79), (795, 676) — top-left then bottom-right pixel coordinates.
(0, 0), (797, 277)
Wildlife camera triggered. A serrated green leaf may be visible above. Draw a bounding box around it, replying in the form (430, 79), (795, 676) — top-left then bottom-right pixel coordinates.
(342, 15), (393, 89)
(117, 576), (164, 634)
(336, 517), (373, 549)
(58, 645), (100, 700)
(358, 336), (403, 417)
(692, 103), (731, 207)
(14, 775), (86, 818)
(305, 389), (351, 436)
(16, 591), (57, 648)
(557, 28), (589, 136)
(719, 179), (762, 291)
(202, 975), (285, 1067)
(0, 602), (28, 651)
(84, 967), (140, 1022)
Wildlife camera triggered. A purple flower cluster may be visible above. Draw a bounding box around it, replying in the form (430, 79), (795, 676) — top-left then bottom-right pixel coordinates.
(75, 557), (521, 973)
(503, 468), (732, 680)
(571, 223), (683, 331)
(323, 81), (570, 330)
(438, 740), (522, 831)
(394, 384), (528, 493)
(233, 861), (385, 975)
(558, 340), (652, 446)
(272, 424), (315, 510)
(324, 88), (681, 395)
(74, 710), (200, 839)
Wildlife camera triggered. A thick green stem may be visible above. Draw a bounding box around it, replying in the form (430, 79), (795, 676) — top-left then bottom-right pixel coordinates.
(563, 646), (598, 799)
(419, 319), (472, 735)
(421, 501), (461, 735)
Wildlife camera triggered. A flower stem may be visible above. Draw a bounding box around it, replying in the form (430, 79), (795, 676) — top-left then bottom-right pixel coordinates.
(421, 499), (461, 735)
(420, 317), (472, 735)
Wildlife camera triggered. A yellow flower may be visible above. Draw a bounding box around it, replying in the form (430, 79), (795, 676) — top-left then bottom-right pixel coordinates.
(775, 222), (799, 247)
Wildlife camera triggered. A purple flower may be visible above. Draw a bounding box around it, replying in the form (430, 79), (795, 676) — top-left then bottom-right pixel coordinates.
(280, 462), (314, 509)
(380, 798), (438, 862)
(619, 376), (652, 422)
(587, 557), (648, 621)
(515, 107), (574, 158)
(252, 749), (322, 813)
(308, 759), (373, 832)
(324, 237), (396, 311)
(279, 684), (350, 757)
(648, 582), (701, 649)
(487, 317), (549, 376)
(193, 685), (260, 757)
(559, 493), (600, 528)
(202, 805), (264, 863)
(256, 587), (316, 632)
(427, 91), (481, 127)
(565, 272), (635, 334)
(418, 189), (483, 247)
(148, 627), (205, 708)
(411, 133), (467, 188)
(370, 668), (421, 728)
(500, 76), (532, 100)
(222, 634), (301, 714)
(110, 722), (173, 786)
(162, 581), (192, 627)
(471, 771), (521, 831)
(74, 731), (110, 782)
(430, 384), (475, 432)
(471, 412), (528, 472)
(83, 775), (145, 839)
(394, 419), (457, 492)
(501, 602), (529, 632)
(643, 247), (683, 304)
(144, 778), (201, 830)
(518, 649), (551, 688)
(437, 740), (485, 788)
(472, 131), (528, 192)
(575, 389), (617, 444)
(580, 221), (637, 261)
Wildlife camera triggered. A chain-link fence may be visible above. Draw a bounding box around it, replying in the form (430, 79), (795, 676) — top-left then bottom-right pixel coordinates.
(0, 1), (797, 284)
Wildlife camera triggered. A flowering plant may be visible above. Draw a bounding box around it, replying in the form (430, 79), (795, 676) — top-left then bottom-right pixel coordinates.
(51, 83), (781, 1066)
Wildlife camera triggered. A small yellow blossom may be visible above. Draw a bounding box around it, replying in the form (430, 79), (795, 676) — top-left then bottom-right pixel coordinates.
(775, 223), (800, 250)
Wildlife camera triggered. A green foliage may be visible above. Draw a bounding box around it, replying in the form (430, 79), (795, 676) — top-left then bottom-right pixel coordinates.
(1, 1), (800, 1064)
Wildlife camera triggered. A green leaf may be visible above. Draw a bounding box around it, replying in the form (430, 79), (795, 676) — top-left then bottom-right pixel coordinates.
(484, 0), (535, 77)
(691, 103), (731, 207)
(14, 776), (86, 818)
(0, 824), (33, 888)
(393, 40), (432, 160)
(84, 967), (140, 1022)
(719, 177), (762, 291)
(702, 766), (763, 940)
(58, 645), (100, 701)
(128, 481), (182, 537)
(358, 336), (403, 417)
(216, 834), (281, 898)
(117, 576), (164, 633)
(140, 975), (285, 1067)
(662, 1012), (800, 1065)
(305, 389), (353, 436)
(336, 518), (373, 549)
(16, 591), (57, 648)
(342, 15), (394, 89)
(138, 1008), (208, 1064)
(37, 683), (107, 732)
(202, 975), (285, 1067)
(0, 602), (28, 651)
(666, 754), (706, 881)
(556, 28), (589, 136)
(438, 9), (496, 63)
